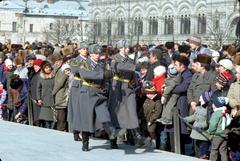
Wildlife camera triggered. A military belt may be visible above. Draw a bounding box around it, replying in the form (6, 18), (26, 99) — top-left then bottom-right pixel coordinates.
(82, 81), (101, 88)
(113, 76), (130, 83)
(74, 77), (82, 81)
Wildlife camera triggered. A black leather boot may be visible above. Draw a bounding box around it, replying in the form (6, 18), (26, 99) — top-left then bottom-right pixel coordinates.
(103, 122), (116, 140)
(110, 138), (118, 149)
(82, 132), (90, 152)
(73, 130), (82, 141)
(130, 128), (151, 146)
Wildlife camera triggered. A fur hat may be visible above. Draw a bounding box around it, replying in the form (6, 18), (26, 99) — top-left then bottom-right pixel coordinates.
(167, 64), (178, 78)
(188, 36), (201, 46)
(33, 59), (43, 67)
(178, 45), (190, 54)
(62, 47), (73, 56)
(25, 54), (36, 62)
(195, 54), (212, 65)
(176, 55), (190, 66)
(165, 42), (175, 49)
(4, 59), (13, 67)
(14, 57), (24, 65)
(219, 59), (233, 71)
(154, 65), (166, 76)
(201, 90), (213, 105)
(49, 54), (62, 64)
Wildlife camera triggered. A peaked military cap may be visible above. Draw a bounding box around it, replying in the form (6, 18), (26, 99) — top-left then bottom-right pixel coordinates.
(88, 44), (103, 55)
(78, 41), (89, 49)
(116, 39), (130, 49)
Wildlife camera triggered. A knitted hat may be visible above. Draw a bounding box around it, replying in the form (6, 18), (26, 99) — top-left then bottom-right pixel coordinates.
(61, 63), (71, 72)
(216, 73), (230, 86)
(4, 59), (13, 67)
(167, 64), (178, 78)
(201, 90), (213, 104)
(188, 36), (201, 46)
(154, 65), (166, 76)
(33, 59), (43, 67)
(195, 54), (212, 65)
(219, 59), (233, 71)
(212, 96), (226, 108)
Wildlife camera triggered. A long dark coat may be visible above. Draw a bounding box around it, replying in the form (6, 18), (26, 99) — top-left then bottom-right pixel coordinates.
(37, 72), (54, 121)
(29, 71), (41, 122)
(108, 53), (139, 129)
(172, 69), (193, 134)
(68, 55), (87, 131)
(72, 58), (111, 133)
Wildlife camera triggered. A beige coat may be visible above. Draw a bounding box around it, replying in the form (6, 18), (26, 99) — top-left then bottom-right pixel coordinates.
(227, 79), (240, 108)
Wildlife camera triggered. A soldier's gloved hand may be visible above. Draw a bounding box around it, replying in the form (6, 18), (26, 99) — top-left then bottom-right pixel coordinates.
(104, 70), (113, 79)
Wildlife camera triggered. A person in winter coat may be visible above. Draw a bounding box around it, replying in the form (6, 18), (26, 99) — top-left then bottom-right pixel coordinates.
(158, 64), (181, 125)
(10, 76), (28, 124)
(0, 82), (7, 120)
(4, 59), (15, 121)
(227, 58), (240, 108)
(76, 44), (116, 151)
(184, 90), (212, 159)
(225, 105), (240, 161)
(36, 61), (55, 129)
(52, 54), (68, 131)
(142, 65), (165, 148)
(188, 54), (216, 114)
(29, 59), (43, 126)
(208, 96), (229, 161)
(108, 40), (150, 148)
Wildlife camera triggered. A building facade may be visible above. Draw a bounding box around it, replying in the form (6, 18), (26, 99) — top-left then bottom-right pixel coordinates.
(90, 0), (240, 46)
(0, 0), (89, 44)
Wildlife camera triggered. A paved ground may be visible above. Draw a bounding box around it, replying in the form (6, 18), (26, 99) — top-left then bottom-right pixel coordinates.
(0, 121), (204, 161)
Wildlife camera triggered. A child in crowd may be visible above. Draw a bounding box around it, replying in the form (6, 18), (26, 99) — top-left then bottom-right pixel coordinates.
(157, 64), (181, 125)
(0, 82), (7, 120)
(184, 90), (212, 159)
(208, 96), (231, 161)
(225, 105), (240, 161)
(142, 65), (166, 148)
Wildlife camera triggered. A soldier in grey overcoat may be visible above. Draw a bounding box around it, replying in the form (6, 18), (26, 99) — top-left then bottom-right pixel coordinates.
(68, 42), (88, 141)
(76, 44), (116, 151)
(108, 39), (148, 147)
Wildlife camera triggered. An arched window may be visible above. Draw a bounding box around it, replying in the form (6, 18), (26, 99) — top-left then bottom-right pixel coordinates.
(149, 17), (158, 35)
(94, 20), (101, 36)
(164, 16), (174, 35)
(133, 17), (143, 36)
(197, 14), (206, 34)
(180, 15), (191, 34)
(118, 18), (125, 36)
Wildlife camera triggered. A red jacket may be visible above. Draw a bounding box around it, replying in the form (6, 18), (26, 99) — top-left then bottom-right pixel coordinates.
(152, 75), (166, 96)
